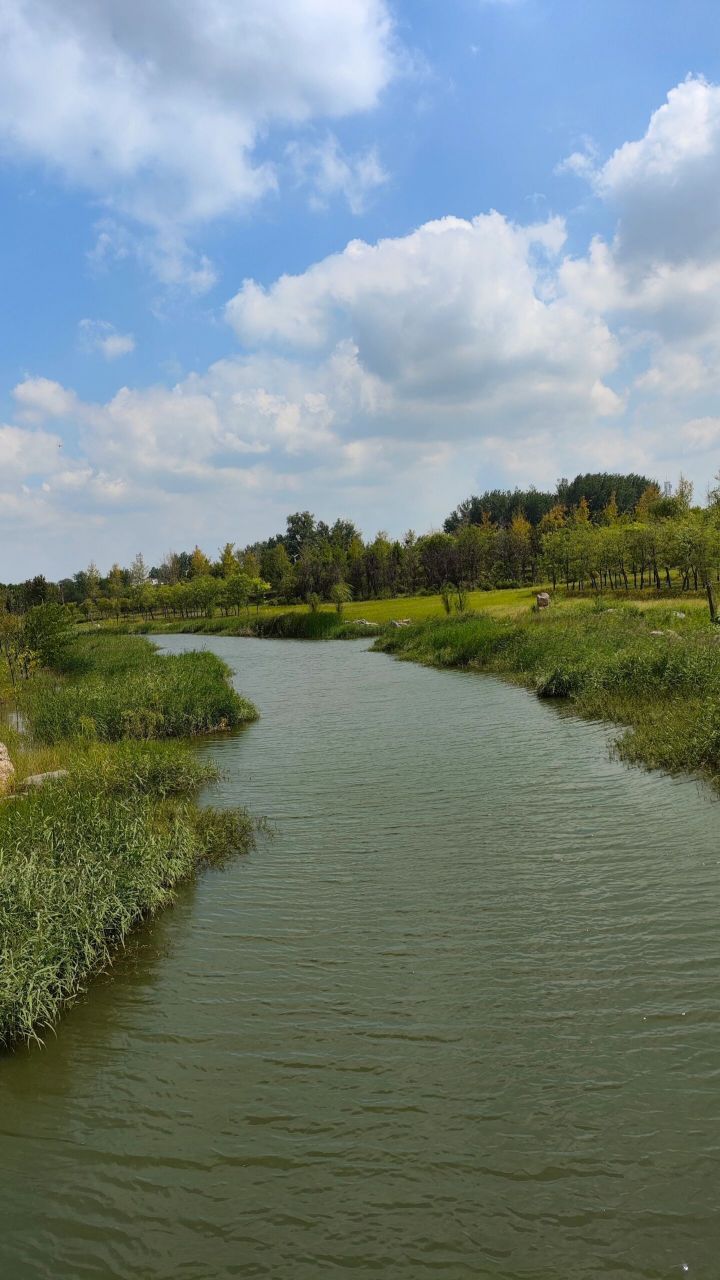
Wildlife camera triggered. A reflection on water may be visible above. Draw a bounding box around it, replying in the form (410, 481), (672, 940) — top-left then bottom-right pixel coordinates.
(2, 636), (720, 1279)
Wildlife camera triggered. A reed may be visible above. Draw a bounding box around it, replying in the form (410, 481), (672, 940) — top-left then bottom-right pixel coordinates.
(21, 635), (257, 743)
(0, 754), (255, 1048)
(1, 631), (259, 1048)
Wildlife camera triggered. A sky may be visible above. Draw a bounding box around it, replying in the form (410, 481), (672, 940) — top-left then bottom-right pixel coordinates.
(2, 0), (720, 579)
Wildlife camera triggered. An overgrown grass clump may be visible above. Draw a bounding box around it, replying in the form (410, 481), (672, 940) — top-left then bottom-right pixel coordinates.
(251, 610), (379, 640)
(0, 746), (255, 1048)
(22, 634), (257, 743)
(1, 631), (260, 1048)
(375, 604), (720, 781)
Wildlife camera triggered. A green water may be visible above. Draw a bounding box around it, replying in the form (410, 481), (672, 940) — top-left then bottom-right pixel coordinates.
(2, 636), (720, 1279)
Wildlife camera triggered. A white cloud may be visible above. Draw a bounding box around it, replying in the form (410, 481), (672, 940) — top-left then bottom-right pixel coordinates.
(79, 319), (135, 360)
(598, 77), (720, 266)
(227, 212), (620, 428)
(287, 134), (387, 213)
(3, 206), (625, 575)
(13, 377), (80, 422)
(0, 424), (63, 477)
(0, 0), (396, 286)
(11, 75), (720, 574)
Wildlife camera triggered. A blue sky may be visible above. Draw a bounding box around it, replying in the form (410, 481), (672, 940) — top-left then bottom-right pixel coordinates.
(2, 0), (720, 578)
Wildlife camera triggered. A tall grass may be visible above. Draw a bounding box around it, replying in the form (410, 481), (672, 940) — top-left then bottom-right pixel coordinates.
(375, 605), (720, 780)
(21, 635), (257, 743)
(251, 611), (379, 639)
(0, 752), (255, 1047)
(1, 633), (260, 1048)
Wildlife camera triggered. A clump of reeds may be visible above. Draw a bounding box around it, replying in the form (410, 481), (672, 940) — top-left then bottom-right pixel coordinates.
(21, 636), (257, 743)
(0, 739), (255, 1048)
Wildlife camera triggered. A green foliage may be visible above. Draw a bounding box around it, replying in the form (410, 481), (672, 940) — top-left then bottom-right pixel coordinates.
(12, 603), (76, 671)
(22, 635), (257, 743)
(329, 581), (353, 614)
(252, 610), (360, 639)
(374, 606), (720, 785)
(0, 764), (255, 1047)
(0, 631), (259, 1047)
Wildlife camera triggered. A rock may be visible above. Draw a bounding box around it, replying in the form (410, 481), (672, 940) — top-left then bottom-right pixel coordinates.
(391, 619), (411, 627)
(650, 629), (665, 636)
(673, 611), (686, 619)
(20, 769), (69, 790)
(0, 742), (15, 796)
(536, 592), (551, 609)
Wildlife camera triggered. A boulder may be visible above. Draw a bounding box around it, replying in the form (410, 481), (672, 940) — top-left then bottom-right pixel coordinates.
(20, 769), (69, 790)
(0, 743), (15, 795)
(536, 592), (551, 609)
(673, 611), (686, 619)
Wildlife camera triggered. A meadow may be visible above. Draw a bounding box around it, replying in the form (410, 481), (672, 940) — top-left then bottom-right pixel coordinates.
(0, 633), (258, 1048)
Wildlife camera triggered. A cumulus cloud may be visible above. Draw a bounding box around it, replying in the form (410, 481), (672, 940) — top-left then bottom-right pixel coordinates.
(0, 424), (63, 478)
(227, 212), (620, 427)
(79, 319), (135, 360)
(3, 205), (626, 575)
(560, 77), (720, 405)
(10, 75), (720, 574)
(0, 0), (396, 286)
(598, 77), (720, 266)
(13, 377), (80, 422)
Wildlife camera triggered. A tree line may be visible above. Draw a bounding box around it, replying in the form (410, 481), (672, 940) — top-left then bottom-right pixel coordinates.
(4, 471), (720, 620)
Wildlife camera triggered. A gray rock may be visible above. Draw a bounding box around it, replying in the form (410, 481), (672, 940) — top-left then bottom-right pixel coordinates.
(0, 742), (15, 795)
(20, 769), (69, 790)
(536, 592), (551, 609)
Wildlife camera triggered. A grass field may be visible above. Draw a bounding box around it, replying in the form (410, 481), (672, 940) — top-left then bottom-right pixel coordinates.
(88, 583), (713, 639)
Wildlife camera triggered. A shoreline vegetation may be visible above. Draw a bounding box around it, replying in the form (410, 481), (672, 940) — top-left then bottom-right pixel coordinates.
(93, 583), (720, 788)
(0, 631), (258, 1050)
(5, 471), (720, 1046)
(374, 603), (720, 786)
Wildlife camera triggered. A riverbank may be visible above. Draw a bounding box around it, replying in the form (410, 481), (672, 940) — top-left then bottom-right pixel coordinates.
(0, 633), (258, 1049)
(374, 603), (720, 783)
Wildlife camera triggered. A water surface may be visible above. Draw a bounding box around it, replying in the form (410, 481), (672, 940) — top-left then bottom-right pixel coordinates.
(2, 636), (720, 1278)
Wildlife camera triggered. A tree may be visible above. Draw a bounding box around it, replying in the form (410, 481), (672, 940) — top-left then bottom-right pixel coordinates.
(0, 611), (30, 690)
(260, 543), (292, 594)
(189, 546), (212, 577)
(218, 542), (237, 578)
(330, 582), (353, 615)
(129, 552), (148, 587)
(23, 603), (75, 669)
(221, 574), (252, 615)
(285, 511), (316, 561)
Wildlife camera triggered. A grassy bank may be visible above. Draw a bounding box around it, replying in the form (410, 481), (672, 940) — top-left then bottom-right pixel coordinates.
(88, 585), (544, 637)
(86, 582), (714, 641)
(1, 633), (258, 1049)
(374, 604), (720, 782)
(22, 633), (257, 743)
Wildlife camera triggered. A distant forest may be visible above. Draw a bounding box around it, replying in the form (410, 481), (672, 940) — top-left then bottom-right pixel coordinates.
(4, 470), (720, 615)
(443, 473), (654, 531)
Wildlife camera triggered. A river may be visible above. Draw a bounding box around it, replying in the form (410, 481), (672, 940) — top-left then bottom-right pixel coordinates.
(2, 635), (720, 1278)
